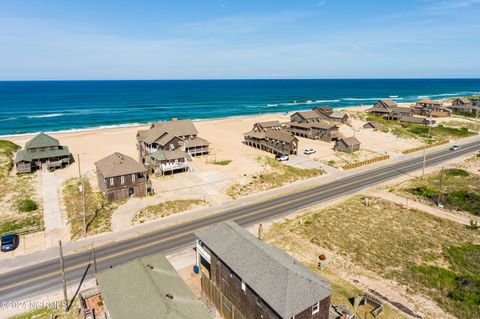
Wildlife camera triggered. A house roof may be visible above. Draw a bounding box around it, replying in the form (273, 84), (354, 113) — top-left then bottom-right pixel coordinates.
(265, 129), (297, 143)
(312, 106), (333, 114)
(337, 136), (361, 147)
(390, 107), (413, 113)
(184, 136), (210, 148)
(15, 147), (71, 164)
(287, 121), (336, 130)
(417, 99), (442, 105)
(150, 149), (189, 161)
(363, 121), (383, 129)
(196, 222), (331, 319)
(255, 121), (282, 129)
(292, 111), (321, 120)
(25, 132), (60, 149)
(376, 99), (397, 107)
(95, 152), (146, 178)
(454, 98), (471, 105)
(399, 116), (429, 124)
(329, 112), (348, 119)
(139, 120), (199, 145)
(96, 253), (211, 319)
(367, 107), (392, 114)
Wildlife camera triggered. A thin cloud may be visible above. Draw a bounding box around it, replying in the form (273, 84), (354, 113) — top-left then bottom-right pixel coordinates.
(313, 1), (327, 7)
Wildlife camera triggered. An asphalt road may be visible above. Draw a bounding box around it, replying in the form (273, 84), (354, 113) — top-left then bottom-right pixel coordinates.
(1, 139), (479, 303)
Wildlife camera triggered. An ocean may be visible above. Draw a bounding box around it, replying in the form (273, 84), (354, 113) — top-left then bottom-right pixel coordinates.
(0, 79), (479, 136)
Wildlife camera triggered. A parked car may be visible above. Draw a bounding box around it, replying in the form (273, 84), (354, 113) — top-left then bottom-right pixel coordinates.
(1, 234), (19, 252)
(275, 154), (289, 161)
(451, 145), (461, 151)
(304, 148), (316, 155)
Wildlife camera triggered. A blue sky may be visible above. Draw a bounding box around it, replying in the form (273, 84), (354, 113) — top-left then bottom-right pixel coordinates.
(0, 0), (479, 80)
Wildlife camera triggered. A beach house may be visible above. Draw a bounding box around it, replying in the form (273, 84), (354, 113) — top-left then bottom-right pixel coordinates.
(290, 110), (323, 123)
(15, 132), (72, 173)
(399, 116), (435, 126)
(79, 253), (211, 319)
(95, 152), (149, 202)
(335, 136), (361, 152)
(195, 221), (332, 319)
(286, 121), (339, 141)
(373, 99), (398, 109)
(416, 99), (443, 109)
(252, 121), (284, 132)
(367, 106), (413, 120)
(136, 119), (209, 175)
(312, 107), (349, 124)
(244, 128), (298, 156)
(363, 121), (383, 130)
(449, 98), (478, 114)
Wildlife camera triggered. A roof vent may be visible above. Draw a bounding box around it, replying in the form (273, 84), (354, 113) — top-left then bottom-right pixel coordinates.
(147, 264), (154, 270)
(165, 293), (174, 300)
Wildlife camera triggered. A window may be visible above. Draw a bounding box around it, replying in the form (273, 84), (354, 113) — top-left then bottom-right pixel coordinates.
(241, 280), (246, 292)
(109, 178), (114, 186)
(312, 302), (319, 315)
(120, 176), (125, 185)
(132, 174), (136, 182)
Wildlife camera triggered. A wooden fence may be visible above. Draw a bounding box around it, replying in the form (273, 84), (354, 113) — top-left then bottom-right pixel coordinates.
(402, 140), (449, 155)
(1, 226), (45, 237)
(342, 155), (390, 170)
(201, 273), (247, 319)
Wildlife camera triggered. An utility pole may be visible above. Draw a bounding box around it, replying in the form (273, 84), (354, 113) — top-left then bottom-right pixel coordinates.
(438, 167), (445, 206)
(475, 107), (479, 133)
(422, 117), (433, 180)
(59, 240), (68, 313)
(92, 247), (98, 285)
(78, 154), (87, 238)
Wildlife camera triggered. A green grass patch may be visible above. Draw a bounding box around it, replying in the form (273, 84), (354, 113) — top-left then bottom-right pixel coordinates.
(227, 157), (324, 199)
(404, 169), (480, 216)
(17, 199), (38, 212)
(8, 301), (77, 319)
(133, 199), (207, 225)
(62, 178), (123, 239)
(213, 160), (232, 166)
(265, 196), (480, 318)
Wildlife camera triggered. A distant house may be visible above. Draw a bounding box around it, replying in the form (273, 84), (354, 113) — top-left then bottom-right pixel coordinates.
(363, 121), (383, 130)
(136, 119), (209, 175)
(95, 152), (149, 202)
(373, 99), (398, 109)
(291, 111), (323, 123)
(286, 121), (339, 141)
(312, 107), (349, 124)
(15, 132), (72, 173)
(429, 109), (452, 118)
(79, 253), (211, 319)
(399, 116), (435, 126)
(416, 99), (443, 109)
(195, 221), (332, 319)
(367, 107), (412, 120)
(449, 98), (478, 114)
(335, 136), (361, 152)
(253, 121), (283, 132)
(244, 129), (298, 156)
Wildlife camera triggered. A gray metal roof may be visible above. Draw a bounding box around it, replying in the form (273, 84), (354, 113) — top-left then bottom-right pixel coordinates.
(196, 221), (331, 319)
(97, 253), (211, 319)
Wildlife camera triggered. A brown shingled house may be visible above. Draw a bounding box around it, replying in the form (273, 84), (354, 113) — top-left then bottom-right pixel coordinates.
(335, 136), (361, 153)
(252, 121), (283, 132)
(244, 125), (298, 156)
(286, 121), (339, 141)
(290, 111), (322, 123)
(312, 107), (349, 124)
(373, 99), (398, 109)
(136, 119), (209, 175)
(449, 98), (478, 114)
(95, 152), (149, 202)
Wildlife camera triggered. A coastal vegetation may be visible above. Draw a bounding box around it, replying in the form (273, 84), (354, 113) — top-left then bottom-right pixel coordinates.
(133, 199), (207, 225)
(400, 168), (480, 216)
(0, 140), (43, 235)
(213, 159), (232, 166)
(8, 301), (77, 319)
(62, 177), (123, 239)
(226, 156), (324, 199)
(265, 195), (480, 318)
(366, 115), (475, 143)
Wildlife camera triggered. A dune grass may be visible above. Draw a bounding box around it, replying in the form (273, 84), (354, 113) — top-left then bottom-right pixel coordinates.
(62, 178), (122, 239)
(265, 195), (480, 318)
(226, 156), (324, 199)
(133, 199), (207, 225)
(213, 160), (232, 166)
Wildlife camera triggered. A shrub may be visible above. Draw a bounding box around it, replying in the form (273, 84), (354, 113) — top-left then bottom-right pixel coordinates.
(213, 160), (232, 166)
(17, 199), (38, 212)
(445, 169), (470, 177)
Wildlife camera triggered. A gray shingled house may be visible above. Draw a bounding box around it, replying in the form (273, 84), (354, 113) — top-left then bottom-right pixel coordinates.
(244, 128), (298, 156)
(15, 132), (72, 173)
(373, 99), (397, 109)
(449, 98), (478, 114)
(290, 111), (323, 123)
(95, 152), (149, 202)
(79, 253), (211, 319)
(286, 121), (339, 141)
(136, 119), (209, 175)
(195, 221), (332, 319)
(363, 121), (383, 130)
